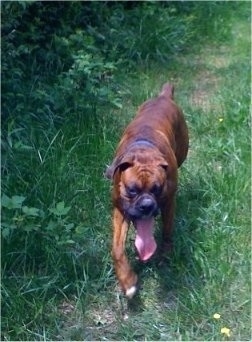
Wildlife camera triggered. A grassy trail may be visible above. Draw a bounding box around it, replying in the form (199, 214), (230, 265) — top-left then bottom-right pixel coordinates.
(57, 9), (250, 342)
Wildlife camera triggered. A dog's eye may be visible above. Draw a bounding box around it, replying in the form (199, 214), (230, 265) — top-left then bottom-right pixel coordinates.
(150, 184), (162, 196)
(126, 185), (139, 197)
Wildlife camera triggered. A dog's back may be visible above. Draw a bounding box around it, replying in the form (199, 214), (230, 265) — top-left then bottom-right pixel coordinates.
(124, 84), (189, 167)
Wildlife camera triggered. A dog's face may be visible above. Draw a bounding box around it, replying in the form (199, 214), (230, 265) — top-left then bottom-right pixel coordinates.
(119, 164), (167, 221)
(108, 149), (169, 221)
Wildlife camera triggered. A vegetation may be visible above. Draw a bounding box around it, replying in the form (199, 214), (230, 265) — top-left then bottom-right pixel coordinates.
(1, 2), (250, 341)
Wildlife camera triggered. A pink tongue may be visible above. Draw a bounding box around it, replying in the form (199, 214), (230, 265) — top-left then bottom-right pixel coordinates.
(134, 218), (157, 261)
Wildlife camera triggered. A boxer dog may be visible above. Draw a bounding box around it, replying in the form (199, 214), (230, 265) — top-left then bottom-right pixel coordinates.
(106, 83), (189, 298)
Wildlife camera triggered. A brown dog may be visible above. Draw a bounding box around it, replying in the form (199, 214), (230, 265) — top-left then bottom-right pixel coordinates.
(106, 83), (189, 298)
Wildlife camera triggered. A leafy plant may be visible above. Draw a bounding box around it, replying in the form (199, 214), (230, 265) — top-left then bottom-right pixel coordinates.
(1, 192), (76, 243)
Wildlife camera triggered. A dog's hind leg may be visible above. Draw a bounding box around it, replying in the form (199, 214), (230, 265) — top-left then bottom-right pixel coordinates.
(161, 193), (176, 254)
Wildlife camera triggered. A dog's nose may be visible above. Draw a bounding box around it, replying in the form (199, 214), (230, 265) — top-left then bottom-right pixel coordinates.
(139, 197), (155, 213)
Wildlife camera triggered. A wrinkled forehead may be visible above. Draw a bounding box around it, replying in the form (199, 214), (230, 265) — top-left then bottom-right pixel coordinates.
(122, 165), (163, 188)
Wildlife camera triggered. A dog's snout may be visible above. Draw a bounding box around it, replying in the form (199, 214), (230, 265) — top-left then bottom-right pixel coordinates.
(139, 197), (155, 213)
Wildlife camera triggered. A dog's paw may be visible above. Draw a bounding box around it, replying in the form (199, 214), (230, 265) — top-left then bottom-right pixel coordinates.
(125, 285), (138, 299)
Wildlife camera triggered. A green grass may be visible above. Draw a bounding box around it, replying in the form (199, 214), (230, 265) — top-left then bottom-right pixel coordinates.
(2, 4), (251, 341)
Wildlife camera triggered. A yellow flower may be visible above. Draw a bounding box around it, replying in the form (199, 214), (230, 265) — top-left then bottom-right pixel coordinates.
(221, 327), (231, 337)
(213, 313), (221, 319)
(219, 117), (224, 122)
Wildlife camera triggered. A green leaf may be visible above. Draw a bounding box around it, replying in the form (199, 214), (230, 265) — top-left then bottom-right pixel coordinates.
(1, 222), (17, 239)
(49, 201), (71, 216)
(65, 223), (75, 231)
(1, 194), (26, 209)
(23, 224), (41, 232)
(111, 99), (123, 109)
(22, 206), (41, 217)
(12, 195), (26, 208)
(2, 227), (11, 239)
(13, 141), (33, 151)
(58, 239), (75, 246)
(45, 220), (58, 231)
(1, 194), (11, 208)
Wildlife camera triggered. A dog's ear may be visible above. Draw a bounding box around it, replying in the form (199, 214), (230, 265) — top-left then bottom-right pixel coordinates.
(104, 164), (115, 180)
(105, 155), (133, 180)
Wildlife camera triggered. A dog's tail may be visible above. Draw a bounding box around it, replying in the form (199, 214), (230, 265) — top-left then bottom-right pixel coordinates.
(160, 83), (174, 99)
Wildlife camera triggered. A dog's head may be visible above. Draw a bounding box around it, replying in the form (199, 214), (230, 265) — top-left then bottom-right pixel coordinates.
(106, 149), (169, 261)
(106, 149), (169, 219)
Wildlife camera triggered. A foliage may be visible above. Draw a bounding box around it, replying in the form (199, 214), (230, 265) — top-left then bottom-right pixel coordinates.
(2, 1), (238, 126)
(2, 193), (72, 244)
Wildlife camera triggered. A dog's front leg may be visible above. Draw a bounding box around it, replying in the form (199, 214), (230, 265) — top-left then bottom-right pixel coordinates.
(112, 207), (138, 298)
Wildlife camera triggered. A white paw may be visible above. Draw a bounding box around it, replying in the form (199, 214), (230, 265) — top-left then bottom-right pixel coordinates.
(125, 285), (137, 299)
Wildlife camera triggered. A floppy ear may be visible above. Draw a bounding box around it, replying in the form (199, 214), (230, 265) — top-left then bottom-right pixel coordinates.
(105, 155), (133, 180)
(104, 163), (115, 180)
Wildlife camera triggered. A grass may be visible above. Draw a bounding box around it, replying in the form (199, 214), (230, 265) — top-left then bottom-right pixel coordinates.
(1, 4), (251, 341)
